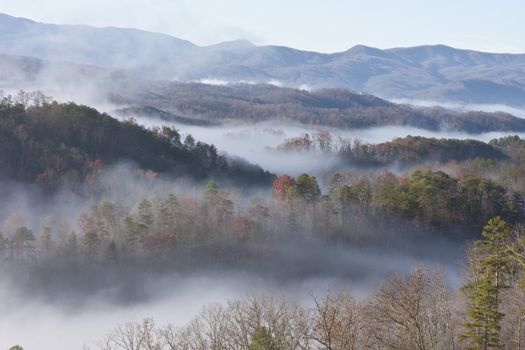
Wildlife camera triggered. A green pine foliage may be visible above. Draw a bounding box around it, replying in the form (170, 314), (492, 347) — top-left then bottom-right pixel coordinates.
(249, 327), (278, 350)
(462, 217), (512, 349)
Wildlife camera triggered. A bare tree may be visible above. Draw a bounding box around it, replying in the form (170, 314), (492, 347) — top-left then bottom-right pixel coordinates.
(225, 294), (311, 350)
(502, 285), (525, 350)
(362, 266), (456, 350)
(100, 318), (165, 350)
(503, 225), (525, 349)
(177, 304), (233, 350)
(310, 291), (362, 350)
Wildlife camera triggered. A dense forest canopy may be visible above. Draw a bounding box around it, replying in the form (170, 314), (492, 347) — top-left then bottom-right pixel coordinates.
(0, 95), (273, 188)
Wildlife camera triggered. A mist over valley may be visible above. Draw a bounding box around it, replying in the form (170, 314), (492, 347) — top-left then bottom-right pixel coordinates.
(0, 6), (524, 350)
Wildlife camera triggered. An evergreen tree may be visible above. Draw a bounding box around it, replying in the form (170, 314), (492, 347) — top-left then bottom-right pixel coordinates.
(124, 215), (140, 247)
(294, 173), (320, 203)
(82, 230), (101, 260)
(204, 180), (219, 203)
(39, 220), (54, 258)
(0, 232), (7, 256)
(249, 327), (278, 350)
(159, 193), (178, 232)
(462, 216), (512, 349)
(137, 199), (154, 235)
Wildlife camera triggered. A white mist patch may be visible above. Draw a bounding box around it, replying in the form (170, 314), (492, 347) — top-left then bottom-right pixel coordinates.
(195, 79), (283, 87)
(196, 78), (231, 86)
(179, 123), (343, 176)
(267, 79), (283, 87)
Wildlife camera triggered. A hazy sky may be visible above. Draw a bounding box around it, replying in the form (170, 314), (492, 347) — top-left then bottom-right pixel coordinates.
(0, 0), (523, 53)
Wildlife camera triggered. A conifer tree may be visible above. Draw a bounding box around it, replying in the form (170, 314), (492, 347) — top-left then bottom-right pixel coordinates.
(462, 216), (511, 349)
(137, 199), (154, 235)
(249, 327), (278, 350)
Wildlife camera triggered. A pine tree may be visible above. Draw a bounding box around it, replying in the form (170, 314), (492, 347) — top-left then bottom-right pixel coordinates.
(462, 216), (511, 349)
(137, 199), (154, 235)
(204, 180), (219, 203)
(249, 327), (278, 350)
(105, 240), (118, 263)
(82, 230), (100, 260)
(295, 173), (320, 203)
(159, 193), (178, 232)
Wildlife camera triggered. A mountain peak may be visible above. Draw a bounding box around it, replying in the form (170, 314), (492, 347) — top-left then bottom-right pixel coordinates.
(345, 44), (386, 55)
(208, 39), (256, 50)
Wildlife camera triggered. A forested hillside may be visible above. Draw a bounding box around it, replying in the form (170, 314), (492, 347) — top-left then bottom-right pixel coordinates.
(0, 96), (273, 187)
(279, 133), (508, 166)
(114, 83), (525, 133)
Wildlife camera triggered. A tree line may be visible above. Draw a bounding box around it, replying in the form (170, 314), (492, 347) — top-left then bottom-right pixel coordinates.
(0, 168), (522, 284)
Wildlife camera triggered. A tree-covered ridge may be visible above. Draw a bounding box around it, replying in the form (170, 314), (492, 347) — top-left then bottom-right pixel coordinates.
(341, 136), (507, 166)
(115, 83), (525, 133)
(0, 97), (273, 187)
(278, 133), (507, 166)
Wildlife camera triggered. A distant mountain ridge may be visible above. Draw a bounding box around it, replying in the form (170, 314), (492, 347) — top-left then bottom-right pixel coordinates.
(1, 53), (525, 134)
(0, 13), (524, 107)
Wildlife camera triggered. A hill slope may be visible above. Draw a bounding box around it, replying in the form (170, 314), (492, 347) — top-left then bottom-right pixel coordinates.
(0, 99), (273, 187)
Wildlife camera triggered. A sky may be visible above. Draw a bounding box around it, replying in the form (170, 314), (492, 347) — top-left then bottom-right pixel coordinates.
(0, 0), (523, 53)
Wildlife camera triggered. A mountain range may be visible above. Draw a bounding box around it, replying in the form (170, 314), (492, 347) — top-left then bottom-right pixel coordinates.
(1, 13), (524, 107)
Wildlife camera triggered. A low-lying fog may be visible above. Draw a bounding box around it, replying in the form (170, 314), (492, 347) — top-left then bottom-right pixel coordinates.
(0, 252), (462, 350)
(128, 117), (525, 177)
(0, 164), (465, 349)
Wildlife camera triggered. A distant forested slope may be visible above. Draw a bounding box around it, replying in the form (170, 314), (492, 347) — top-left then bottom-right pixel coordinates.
(114, 83), (525, 133)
